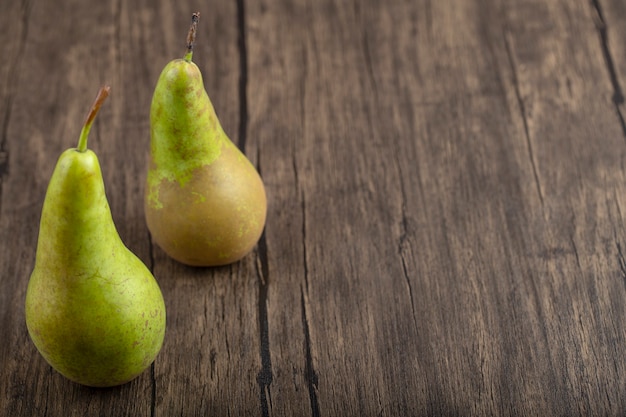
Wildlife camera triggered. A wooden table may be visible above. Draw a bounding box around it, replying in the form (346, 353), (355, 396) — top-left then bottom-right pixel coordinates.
(2, 0), (626, 415)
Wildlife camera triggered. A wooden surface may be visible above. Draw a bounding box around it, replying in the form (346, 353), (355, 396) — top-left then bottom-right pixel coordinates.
(1, 0), (626, 415)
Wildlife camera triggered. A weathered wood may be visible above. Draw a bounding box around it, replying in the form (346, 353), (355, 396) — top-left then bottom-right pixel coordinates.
(1, 0), (626, 415)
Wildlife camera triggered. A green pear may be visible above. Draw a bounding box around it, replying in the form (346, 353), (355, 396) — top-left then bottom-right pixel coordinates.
(145, 13), (267, 267)
(25, 86), (166, 387)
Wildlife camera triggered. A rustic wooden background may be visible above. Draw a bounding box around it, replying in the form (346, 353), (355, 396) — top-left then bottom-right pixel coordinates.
(1, 0), (626, 415)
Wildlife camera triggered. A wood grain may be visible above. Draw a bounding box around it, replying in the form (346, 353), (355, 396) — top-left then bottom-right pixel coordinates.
(1, 0), (626, 415)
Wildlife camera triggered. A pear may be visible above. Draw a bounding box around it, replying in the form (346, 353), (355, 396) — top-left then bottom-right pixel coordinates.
(145, 13), (267, 267)
(25, 86), (166, 387)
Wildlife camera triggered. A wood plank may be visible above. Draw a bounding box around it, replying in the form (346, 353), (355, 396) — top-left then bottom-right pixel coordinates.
(118, 2), (265, 416)
(0, 0), (30, 357)
(502, 0), (626, 412)
(0, 1), (156, 415)
(245, 1), (325, 414)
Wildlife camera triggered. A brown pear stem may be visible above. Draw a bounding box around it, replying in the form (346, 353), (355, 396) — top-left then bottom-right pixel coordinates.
(77, 86), (111, 152)
(184, 12), (200, 62)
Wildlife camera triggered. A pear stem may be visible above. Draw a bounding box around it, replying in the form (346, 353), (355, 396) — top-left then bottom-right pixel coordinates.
(77, 86), (111, 152)
(184, 12), (200, 62)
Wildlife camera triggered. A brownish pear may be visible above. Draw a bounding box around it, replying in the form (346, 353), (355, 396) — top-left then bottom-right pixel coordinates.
(145, 13), (267, 266)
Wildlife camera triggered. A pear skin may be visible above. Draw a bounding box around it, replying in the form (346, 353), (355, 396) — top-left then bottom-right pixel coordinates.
(145, 13), (267, 267)
(25, 87), (166, 387)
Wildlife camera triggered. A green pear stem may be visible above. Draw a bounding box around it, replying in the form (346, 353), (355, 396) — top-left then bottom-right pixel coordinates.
(77, 86), (111, 152)
(184, 12), (200, 62)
